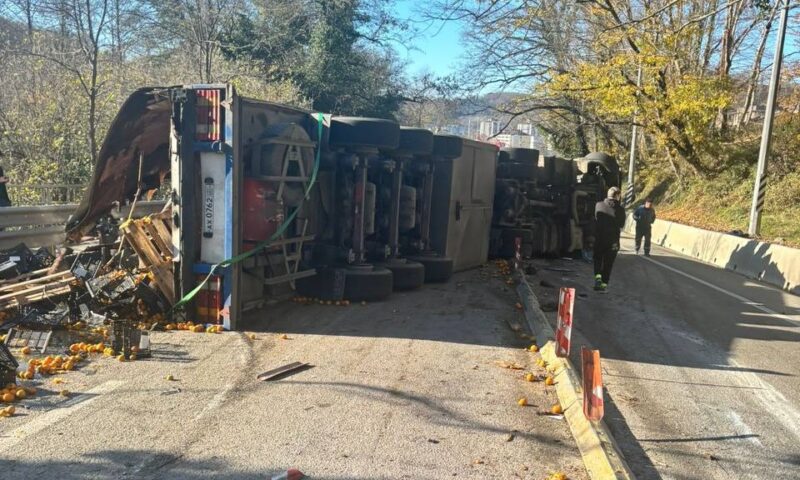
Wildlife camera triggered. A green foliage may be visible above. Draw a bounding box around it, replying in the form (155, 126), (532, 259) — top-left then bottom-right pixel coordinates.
(222, 0), (405, 118)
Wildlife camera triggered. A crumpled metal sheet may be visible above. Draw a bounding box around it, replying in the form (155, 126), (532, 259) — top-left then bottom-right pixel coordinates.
(66, 87), (173, 241)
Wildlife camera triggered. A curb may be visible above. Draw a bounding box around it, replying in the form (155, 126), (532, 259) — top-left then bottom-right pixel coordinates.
(516, 277), (635, 480)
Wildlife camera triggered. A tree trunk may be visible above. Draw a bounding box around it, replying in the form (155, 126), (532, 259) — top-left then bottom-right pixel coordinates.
(741, 5), (778, 129)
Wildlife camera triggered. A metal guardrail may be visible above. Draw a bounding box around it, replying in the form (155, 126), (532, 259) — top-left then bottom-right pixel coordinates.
(0, 201), (167, 249)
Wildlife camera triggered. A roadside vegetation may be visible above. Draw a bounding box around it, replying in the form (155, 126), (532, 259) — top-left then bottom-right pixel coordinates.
(425, 0), (800, 245)
(0, 0), (408, 205)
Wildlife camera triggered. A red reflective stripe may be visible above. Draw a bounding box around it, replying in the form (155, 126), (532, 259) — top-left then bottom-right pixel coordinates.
(196, 89), (221, 141)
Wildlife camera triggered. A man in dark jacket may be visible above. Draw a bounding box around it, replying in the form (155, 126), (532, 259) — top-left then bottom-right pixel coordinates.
(594, 186), (626, 292)
(0, 166), (11, 207)
(633, 197), (656, 256)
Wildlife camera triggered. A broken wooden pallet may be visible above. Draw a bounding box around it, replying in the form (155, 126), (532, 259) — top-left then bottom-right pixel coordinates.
(0, 271), (74, 310)
(120, 212), (174, 304)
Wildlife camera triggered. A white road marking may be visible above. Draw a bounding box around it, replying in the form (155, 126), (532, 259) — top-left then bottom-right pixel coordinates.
(725, 410), (763, 447)
(0, 380), (125, 453)
(626, 246), (800, 443)
(636, 253), (800, 327)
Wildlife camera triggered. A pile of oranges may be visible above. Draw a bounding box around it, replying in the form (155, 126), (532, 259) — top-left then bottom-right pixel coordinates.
(20, 353), (84, 379)
(164, 321), (223, 334)
(1, 383), (36, 404)
(291, 297), (350, 306)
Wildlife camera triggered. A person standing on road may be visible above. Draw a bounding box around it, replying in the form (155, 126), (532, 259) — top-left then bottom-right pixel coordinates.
(633, 197), (656, 256)
(593, 186), (626, 292)
(0, 166), (11, 207)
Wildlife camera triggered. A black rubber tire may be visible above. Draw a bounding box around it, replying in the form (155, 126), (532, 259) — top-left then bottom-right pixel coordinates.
(406, 255), (454, 283)
(329, 117), (400, 150)
(381, 259), (425, 291)
(397, 127), (434, 155)
(432, 134), (463, 159)
(497, 162), (536, 180)
(343, 265), (394, 301)
(503, 148), (539, 164)
(295, 267), (346, 301)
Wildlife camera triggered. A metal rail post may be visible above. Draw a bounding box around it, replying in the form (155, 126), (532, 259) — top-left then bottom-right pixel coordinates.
(625, 64), (643, 208)
(748, 0), (789, 237)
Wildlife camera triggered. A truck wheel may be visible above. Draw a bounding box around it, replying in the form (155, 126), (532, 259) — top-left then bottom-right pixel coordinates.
(504, 148), (539, 164)
(497, 162), (536, 180)
(397, 127), (434, 155)
(407, 254), (454, 283)
(295, 267), (346, 301)
(382, 258), (425, 291)
(343, 265), (394, 301)
(330, 117), (400, 150)
(432, 134), (463, 159)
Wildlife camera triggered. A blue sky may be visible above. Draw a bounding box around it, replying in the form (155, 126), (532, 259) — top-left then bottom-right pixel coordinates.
(393, 2), (464, 77)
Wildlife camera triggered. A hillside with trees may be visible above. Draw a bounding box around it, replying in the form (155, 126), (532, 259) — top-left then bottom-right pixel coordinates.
(0, 0), (407, 205)
(425, 0), (800, 244)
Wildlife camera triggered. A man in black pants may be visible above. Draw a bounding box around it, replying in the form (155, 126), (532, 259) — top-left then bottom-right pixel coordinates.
(593, 186), (626, 292)
(0, 166), (11, 207)
(633, 197), (656, 256)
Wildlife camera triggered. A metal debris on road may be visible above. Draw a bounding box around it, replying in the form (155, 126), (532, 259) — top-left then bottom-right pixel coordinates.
(257, 361), (311, 381)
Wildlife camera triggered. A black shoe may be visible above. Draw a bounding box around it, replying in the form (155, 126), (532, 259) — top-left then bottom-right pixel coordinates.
(644, 252), (650, 257)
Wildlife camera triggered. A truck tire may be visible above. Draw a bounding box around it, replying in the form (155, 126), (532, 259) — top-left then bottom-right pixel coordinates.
(330, 117), (400, 150)
(504, 148), (539, 164)
(295, 267), (346, 301)
(343, 265), (394, 301)
(497, 162), (536, 180)
(432, 134), (463, 159)
(382, 258), (425, 291)
(407, 254), (454, 283)
(397, 127), (434, 155)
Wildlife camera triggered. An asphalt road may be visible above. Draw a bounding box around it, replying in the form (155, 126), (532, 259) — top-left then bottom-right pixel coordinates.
(529, 235), (800, 480)
(0, 268), (586, 479)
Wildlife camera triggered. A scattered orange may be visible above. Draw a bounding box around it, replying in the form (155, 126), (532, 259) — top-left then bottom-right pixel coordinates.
(545, 376), (555, 386)
(21, 346), (31, 355)
(165, 374), (174, 381)
(524, 373), (536, 382)
(116, 354), (125, 362)
(517, 397), (528, 407)
(550, 404), (563, 415)
(14, 389), (25, 399)
(1, 393), (14, 403)
(249, 333), (256, 340)
(59, 389), (70, 397)
(529, 345), (539, 352)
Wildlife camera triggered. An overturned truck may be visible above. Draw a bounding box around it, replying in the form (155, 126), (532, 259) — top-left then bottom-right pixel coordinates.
(489, 148), (620, 259)
(66, 85), (497, 330)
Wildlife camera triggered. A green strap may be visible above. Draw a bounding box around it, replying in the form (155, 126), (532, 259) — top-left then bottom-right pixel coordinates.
(171, 113), (324, 312)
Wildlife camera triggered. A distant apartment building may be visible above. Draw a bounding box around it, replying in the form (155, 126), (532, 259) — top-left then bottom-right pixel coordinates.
(478, 120), (501, 138)
(495, 134), (538, 149)
(516, 123), (535, 136)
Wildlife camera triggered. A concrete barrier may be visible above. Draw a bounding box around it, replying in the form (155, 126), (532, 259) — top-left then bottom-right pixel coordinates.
(625, 214), (800, 295)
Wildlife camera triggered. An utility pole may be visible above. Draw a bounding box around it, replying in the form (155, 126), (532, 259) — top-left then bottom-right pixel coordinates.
(625, 64), (643, 208)
(749, 0), (790, 237)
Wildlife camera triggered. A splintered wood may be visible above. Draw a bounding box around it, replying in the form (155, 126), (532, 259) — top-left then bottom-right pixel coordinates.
(120, 212), (175, 304)
(0, 270), (74, 310)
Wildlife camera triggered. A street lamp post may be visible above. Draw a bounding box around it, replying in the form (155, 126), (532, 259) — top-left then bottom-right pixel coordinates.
(748, 0), (790, 237)
(625, 63), (643, 208)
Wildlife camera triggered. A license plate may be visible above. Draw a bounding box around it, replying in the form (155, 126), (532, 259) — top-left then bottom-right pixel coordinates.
(203, 177), (214, 238)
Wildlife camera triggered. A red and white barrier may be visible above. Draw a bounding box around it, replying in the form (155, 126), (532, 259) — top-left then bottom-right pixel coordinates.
(581, 347), (604, 421)
(555, 287), (574, 357)
(270, 468), (305, 480)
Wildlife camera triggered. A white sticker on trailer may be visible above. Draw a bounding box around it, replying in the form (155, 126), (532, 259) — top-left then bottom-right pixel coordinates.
(200, 152), (227, 264)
